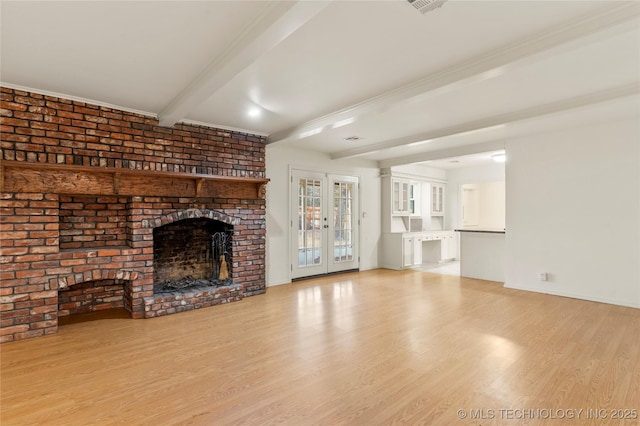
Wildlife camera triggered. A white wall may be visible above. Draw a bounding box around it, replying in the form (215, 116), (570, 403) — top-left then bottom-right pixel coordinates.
(477, 181), (506, 229)
(505, 118), (640, 308)
(265, 144), (381, 286)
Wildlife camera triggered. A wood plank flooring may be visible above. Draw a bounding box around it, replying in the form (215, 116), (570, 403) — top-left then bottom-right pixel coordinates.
(1, 269), (639, 425)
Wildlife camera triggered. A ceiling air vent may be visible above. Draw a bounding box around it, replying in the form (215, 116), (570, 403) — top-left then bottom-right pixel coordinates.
(407, 0), (448, 14)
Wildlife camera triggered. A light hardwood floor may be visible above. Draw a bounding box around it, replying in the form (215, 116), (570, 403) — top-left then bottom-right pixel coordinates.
(1, 269), (639, 425)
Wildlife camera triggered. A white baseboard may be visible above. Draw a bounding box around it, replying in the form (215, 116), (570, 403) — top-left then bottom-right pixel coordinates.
(504, 282), (640, 309)
(266, 279), (291, 288)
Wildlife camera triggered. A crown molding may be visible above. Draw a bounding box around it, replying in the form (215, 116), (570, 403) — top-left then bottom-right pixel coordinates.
(0, 82), (157, 119)
(179, 119), (269, 137)
(1, 82), (272, 137)
(378, 140), (508, 169)
(268, 2), (640, 145)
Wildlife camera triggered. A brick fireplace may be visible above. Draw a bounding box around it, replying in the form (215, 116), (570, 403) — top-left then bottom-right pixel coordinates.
(0, 87), (268, 342)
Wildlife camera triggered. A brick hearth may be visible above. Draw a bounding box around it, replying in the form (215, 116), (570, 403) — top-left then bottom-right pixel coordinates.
(0, 87), (267, 343)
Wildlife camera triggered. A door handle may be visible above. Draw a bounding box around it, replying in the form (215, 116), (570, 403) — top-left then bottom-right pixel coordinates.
(323, 225), (329, 229)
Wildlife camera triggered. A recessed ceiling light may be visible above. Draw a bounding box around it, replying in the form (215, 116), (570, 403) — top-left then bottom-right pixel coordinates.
(344, 136), (362, 141)
(491, 152), (506, 163)
(299, 128), (322, 138)
(332, 118), (355, 129)
(449, 160), (460, 163)
(247, 107), (261, 118)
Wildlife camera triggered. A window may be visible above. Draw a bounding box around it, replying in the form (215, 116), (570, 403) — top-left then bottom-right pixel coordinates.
(409, 182), (420, 216)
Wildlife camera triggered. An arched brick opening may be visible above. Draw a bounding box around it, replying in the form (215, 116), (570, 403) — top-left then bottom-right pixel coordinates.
(58, 269), (140, 290)
(142, 209), (240, 229)
(57, 270), (140, 318)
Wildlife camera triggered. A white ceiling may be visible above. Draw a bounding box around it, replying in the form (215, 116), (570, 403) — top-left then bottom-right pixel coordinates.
(2, 0), (639, 168)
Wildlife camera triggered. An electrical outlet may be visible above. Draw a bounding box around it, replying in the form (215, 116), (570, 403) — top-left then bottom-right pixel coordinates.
(539, 272), (548, 282)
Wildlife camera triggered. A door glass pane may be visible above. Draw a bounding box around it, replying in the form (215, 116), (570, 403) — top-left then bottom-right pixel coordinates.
(297, 178), (322, 267)
(333, 181), (354, 263)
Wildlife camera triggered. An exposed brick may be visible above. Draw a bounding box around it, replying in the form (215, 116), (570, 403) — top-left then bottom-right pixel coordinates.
(31, 305), (57, 314)
(0, 87), (266, 342)
(29, 320), (57, 329)
(0, 101), (28, 111)
(0, 303), (22, 314)
(13, 329), (45, 340)
(0, 324), (29, 335)
(14, 95), (45, 107)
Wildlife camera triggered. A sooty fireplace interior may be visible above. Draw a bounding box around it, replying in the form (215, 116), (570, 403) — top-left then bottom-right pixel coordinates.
(153, 218), (233, 292)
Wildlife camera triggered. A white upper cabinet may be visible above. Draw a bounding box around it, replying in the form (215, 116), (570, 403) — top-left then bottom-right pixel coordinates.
(392, 178), (410, 216)
(382, 169), (447, 234)
(431, 183), (445, 216)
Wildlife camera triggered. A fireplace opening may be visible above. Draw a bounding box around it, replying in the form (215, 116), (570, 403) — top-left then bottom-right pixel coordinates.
(58, 279), (125, 317)
(153, 218), (233, 293)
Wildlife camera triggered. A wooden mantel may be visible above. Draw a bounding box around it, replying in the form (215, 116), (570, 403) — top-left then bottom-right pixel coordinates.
(0, 161), (269, 199)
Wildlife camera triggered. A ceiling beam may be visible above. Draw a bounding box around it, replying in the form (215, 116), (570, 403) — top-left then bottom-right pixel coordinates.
(378, 141), (508, 170)
(267, 1), (640, 144)
(158, 1), (331, 127)
(332, 83), (640, 163)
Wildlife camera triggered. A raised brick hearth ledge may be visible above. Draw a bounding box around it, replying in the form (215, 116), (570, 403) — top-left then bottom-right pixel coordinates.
(143, 283), (244, 318)
(0, 86), (267, 343)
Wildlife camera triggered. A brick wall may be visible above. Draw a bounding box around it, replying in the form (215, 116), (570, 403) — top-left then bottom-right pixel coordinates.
(0, 193), (60, 341)
(0, 87), (267, 343)
(59, 195), (130, 249)
(0, 87), (264, 177)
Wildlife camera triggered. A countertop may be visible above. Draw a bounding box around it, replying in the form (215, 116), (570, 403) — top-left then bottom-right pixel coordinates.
(455, 228), (506, 234)
(393, 229), (456, 235)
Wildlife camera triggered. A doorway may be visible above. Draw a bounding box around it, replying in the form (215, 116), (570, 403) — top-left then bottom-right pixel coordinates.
(291, 170), (359, 279)
(462, 184), (480, 227)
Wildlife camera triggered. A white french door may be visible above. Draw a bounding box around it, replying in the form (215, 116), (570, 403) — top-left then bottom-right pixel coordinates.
(291, 170), (359, 279)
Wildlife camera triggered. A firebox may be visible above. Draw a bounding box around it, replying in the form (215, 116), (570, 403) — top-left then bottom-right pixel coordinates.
(153, 218), (233, 292)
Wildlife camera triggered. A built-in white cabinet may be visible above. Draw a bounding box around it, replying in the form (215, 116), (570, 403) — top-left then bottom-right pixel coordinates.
(381, 231), (457, 270)
(401, 235), (424, 267)
(381, 170), (446, 234)
(402, 236), (413, 267)
(381, 233), (409, 269)
(422, 231), (456, 263)
(392, 178), (410, 216)
(440, 232), (457, 260)
(413, 235), (423, 265)
(431, 183), (445, 216)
